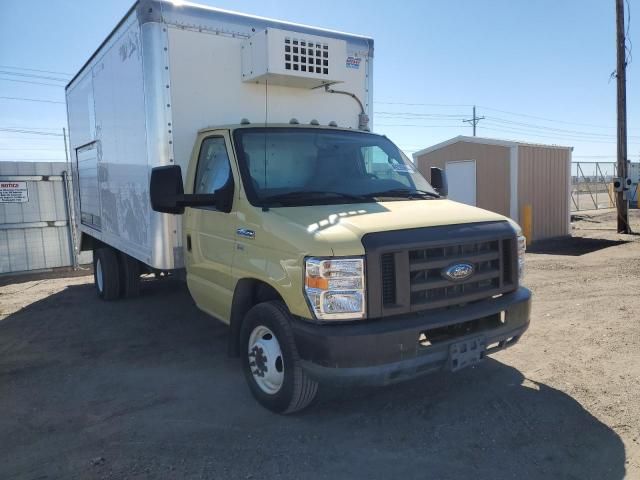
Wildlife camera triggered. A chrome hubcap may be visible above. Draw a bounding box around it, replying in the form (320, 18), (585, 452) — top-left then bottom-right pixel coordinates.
(248, 325), (284, 394)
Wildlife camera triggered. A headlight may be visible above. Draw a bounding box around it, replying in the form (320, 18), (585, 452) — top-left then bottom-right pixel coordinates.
(304, 257), (365, 320)
(517, 234), (526, 282)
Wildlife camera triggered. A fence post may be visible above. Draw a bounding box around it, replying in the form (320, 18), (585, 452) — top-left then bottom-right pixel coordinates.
(62, 170), (79, 270)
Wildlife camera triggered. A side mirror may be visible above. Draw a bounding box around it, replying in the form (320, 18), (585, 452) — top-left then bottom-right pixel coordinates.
(150, 165), (231, 214)
(430, 167), (448, 197)
(150, 165), (186, 214)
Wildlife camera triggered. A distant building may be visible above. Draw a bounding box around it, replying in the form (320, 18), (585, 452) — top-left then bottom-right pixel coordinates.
(413, 136), (572, 242)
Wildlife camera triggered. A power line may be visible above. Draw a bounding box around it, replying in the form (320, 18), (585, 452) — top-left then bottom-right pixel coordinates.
(377, 101), (636, 131)
(0, 136), (64, 141)
(0, 77), (65, 87)
(484, 116), (640, 138)
(482, 123), (640, 143)
(375, 101), (473, 108)
(0, 147), (65, 151)
(625, 0), (633, 66)
(0, 70), (68, 82)
(476, 105), (624, 130)
(0, 65), (72, 77)
(374, 120), (640, 145)
(480, 124), (610, 141)
(482, 121), (624, 141)
(376, 124), (468, 128)
(0, 128), (63, 136)
(1, 126), (62, 131)
(376, 111), (640, 140)
(376, 112), (468, 119)
(480, 126), (640, 145)
(0, 96), (65, 104)
(0, 161), (67, 163)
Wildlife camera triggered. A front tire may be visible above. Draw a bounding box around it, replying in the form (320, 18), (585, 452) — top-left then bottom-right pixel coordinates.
(240, 301), (318, 414)
(93, 247), (121, 301)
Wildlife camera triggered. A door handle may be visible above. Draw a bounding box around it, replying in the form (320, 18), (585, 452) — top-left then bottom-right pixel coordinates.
(186, 234), (192, 252)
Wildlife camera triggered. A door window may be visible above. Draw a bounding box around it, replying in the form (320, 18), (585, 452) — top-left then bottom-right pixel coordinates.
(361, 145), (413, 187)
(194, 137), (231, 194)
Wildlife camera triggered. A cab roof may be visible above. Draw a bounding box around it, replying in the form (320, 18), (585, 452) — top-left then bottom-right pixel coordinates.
(197, 123), (379, 136)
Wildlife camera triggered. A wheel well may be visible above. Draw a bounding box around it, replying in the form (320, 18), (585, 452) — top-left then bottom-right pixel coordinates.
(228, 279), (284, 357)
(80, 233), (107, 252)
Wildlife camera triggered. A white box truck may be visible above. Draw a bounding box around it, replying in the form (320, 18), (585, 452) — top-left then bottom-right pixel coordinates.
(67, 0), (531, 413)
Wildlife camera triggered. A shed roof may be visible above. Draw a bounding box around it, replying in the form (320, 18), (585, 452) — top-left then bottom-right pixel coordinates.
(411, 135), (573, 159)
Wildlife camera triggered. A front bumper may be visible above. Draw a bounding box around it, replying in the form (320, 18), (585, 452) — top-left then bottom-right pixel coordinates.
(291, 287), (531, 386)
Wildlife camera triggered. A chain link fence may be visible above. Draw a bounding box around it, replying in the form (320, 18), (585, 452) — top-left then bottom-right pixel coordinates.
(571, 162), (618, 212)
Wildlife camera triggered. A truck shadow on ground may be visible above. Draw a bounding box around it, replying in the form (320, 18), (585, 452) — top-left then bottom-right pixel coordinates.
(527, 236), (628, 256)
(0, 266), (92, 287)
(0, 278), (626, 480)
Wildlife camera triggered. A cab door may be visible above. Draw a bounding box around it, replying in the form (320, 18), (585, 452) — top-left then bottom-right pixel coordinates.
(183, 131), (238, 322)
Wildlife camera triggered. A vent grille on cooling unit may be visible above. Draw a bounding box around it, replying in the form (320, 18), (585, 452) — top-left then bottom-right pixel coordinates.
(241, 28), (347, 89)
(284, 37), (330, 75)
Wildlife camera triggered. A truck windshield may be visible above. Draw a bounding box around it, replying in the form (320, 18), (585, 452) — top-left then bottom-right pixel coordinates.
(233, 128), (438, 207)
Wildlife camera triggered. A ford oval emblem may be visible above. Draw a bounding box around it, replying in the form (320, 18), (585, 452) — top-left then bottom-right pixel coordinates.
(442, 262), (475, 282)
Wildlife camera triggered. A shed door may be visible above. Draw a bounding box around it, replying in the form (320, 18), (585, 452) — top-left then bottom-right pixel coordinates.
(445, 160), (476, 206)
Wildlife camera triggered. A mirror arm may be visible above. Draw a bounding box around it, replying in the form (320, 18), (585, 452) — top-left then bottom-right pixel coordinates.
(175, 193), (217, 207)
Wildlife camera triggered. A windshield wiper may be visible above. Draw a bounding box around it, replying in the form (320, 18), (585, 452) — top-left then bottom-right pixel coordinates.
(261, 190), (368, 205)
(364, 188), (440, 199)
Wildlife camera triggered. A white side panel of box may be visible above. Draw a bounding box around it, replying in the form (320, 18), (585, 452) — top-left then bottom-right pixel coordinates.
(67, 15), (180, 270)
(91, 21), (150, 261)
(168, 27), (370, 172)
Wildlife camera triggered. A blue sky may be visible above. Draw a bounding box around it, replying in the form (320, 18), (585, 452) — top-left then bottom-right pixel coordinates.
(0, 0), (637, 164)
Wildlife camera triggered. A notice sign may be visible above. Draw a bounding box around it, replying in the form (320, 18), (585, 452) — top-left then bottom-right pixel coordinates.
(0, 181), (28, 203)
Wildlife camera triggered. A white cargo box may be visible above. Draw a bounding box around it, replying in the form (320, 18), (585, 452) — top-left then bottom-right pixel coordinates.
(66, 0), (373, 270)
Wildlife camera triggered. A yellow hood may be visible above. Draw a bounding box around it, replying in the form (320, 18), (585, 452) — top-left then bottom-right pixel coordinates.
(271, 199), (514, 256)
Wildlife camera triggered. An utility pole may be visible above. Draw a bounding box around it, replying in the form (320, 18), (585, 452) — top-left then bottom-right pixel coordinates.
(463, 105), (485, 136)
(616, 0), (630, 233)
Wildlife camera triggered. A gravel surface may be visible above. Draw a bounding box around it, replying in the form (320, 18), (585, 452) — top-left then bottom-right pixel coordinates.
(1, 209), (639, 479)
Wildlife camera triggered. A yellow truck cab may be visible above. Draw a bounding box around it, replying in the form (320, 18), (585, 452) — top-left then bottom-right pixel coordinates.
(66, 1), (530, 413)
(150, 124), (530, 412)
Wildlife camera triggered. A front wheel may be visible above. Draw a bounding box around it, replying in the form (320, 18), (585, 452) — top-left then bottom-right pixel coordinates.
(240, 301), (318, 414)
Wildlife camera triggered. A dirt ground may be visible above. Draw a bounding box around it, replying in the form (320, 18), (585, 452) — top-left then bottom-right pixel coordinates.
(1, 209), (639, 479)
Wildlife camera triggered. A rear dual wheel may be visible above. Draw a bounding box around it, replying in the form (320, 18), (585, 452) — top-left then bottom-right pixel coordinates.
(119, 252), (141, 298)
(93, 247), (141, 300)
(94, 248), (121, 300)
(241, 301), (318, 414)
